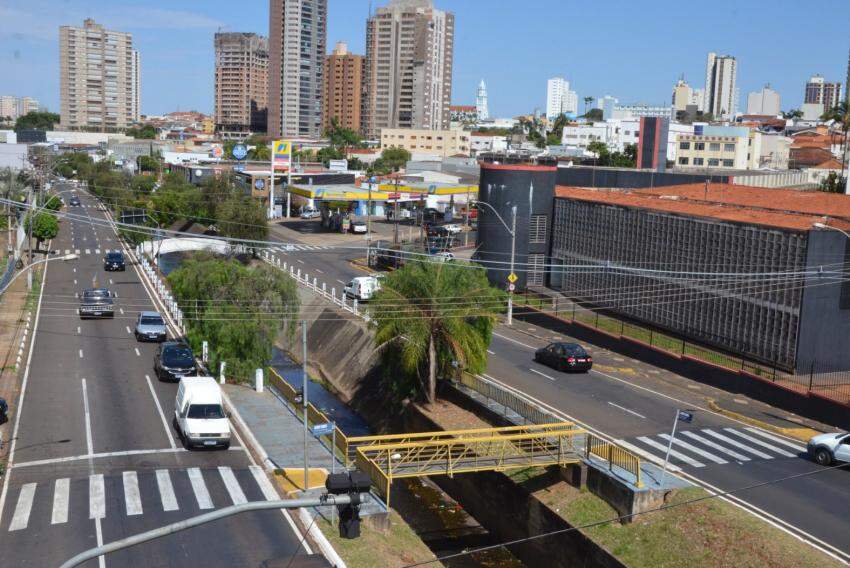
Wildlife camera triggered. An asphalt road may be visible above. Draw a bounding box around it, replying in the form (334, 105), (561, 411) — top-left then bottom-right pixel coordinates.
(0, 189), (308, 567)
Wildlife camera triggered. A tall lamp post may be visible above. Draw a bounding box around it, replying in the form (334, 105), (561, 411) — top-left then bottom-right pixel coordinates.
(0, 253), (78, 296)
(813, 222), (850, 239)
(476, 200), (517, 325)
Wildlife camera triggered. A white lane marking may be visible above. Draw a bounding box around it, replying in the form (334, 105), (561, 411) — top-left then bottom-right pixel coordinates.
(702, 430), (773, 459)
(79, 349), (83, 358)
(723, 429), (796, 457)
(82, 379), (93, 455)
(85, 249), (90, 255)
(658, 433), (727, 464)
(219, 467), (247, 505)
(250, 466), (279, 501)
(77, 326), (81, 335)
(51, 478), (70, 525)
(145, 374), (176, 449)
(89, 474), (105, 519)
(529, 368), (557, 382)
(73, 279), (77, 285)
(123, 471), (143, 515)
(615, 439), (681, 472)
(95, 517), (105, 568)
(336, 279), (346, 285)
(156, 470), (179, 512)
(188, 468), (214, 510)
(126, 326), (131, 334)
(607, 402), (646, 419)
(73, 267), (76, 273)
(11, 447), (189, 471)
(8, 484), (36, 531)
(487, 349), (496, 355)
(314, 268), (324, 274)
(65, 249), (70, 255)
(119, 308), (124, 315)
(681, 431), (751, 461)
(297, 259), (305, 264)
(637, 436), (705, 467)
(743, 428), (807, 453)
(109, 278), (113, 285)
(493, 331), (535, 350)
(95, 248), (101, 254)
(75, 249), (80, 255)
(134, 347), (141, 357)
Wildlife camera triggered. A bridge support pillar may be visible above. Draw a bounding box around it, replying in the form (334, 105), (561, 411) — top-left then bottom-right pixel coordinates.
(559, 462), (587, 489)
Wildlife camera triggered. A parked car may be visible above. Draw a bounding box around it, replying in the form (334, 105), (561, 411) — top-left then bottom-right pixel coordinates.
(442, 223), (463, 234)
(300, 208), (320, 219)
(154, 341), (197, 382)
(103, 251), (125, 271)
(0, 397), (8, 424)
(807, 432), (850, 465)
(174, 376), (231, 450)
(433, 251), (455, 262)
(135, 311), (167, 342)
(345, 276), (381, 301)
(350, 220), (368, 234)
(69, 195), (81, 207)
(79, 288), (115, 319)
(534, 342), (593, 372)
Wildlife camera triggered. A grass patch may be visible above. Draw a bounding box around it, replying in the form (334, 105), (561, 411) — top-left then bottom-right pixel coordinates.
(314, 510), (441, 568)
(508, 468), (843, 568)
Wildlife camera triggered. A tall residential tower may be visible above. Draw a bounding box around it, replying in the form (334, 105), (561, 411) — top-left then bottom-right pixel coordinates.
(704, 52), (737, 119)
(268, 0), (327, 138)
(214, 32), (269, 136)
(546, 77), (577, 119)
(322, 41), (363, 133)
(59, 19), (140, 130)
(362, 0), (455, 138)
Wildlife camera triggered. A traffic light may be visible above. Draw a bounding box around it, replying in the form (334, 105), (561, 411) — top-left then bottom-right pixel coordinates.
(325, 471), (372, 539)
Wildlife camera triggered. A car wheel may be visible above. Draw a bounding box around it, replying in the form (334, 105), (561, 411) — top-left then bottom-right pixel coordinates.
(814, 448), (833, 466)
(222, 442), (231, 451)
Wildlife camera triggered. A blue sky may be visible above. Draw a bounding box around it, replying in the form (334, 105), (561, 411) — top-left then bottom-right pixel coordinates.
(2, 0), (849, 118)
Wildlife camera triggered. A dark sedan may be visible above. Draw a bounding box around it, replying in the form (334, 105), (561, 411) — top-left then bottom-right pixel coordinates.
(0, 397), (7, 424)
(154, 342), (197, 382)
(103, 251), (126, 271)
(69, 196), (81, 207)
(534, 342), (593, 373)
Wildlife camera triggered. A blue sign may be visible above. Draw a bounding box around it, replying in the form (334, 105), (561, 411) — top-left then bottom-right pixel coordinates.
(232, 144), (248, 160)
(678, 411), (694, 423)
(234, 164), (245, 172)
(254, 179), (266, 190)
(311, 422), (335, 437)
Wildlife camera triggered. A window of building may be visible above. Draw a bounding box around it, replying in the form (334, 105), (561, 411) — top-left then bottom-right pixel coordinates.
(708, 158), (720, 166)
(709, 143), (721, 151)
(678, 157), (689, 165)
(722, 159), (734, 167)
(723, 143), (736, 152)
(529, 215), (547, 244)
(694, 142), (705, 150)
(679, 142), (690, 150)
(528, 254), (545, 286)
(693, 157), (704, 166)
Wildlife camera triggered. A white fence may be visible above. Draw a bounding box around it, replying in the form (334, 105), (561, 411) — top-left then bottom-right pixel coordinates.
(135, 245), (186, 335)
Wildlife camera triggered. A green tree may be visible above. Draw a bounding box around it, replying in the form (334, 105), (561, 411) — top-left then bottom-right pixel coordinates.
(380, 147), (411, 171)
(782, 109), (804, 120)
(14, 111), (60, 133)
(583, 108), (603, 122)
(41, 194), (63, 211)
(137, 154), (160, 173)
(819, 171), (847, 194)
(130, 175), (157, 195)
(217, 195), (269, 252)
(25, 211), (59, 249)
(246, 134), (271, 161)
(372, 261), (506, 404)
(316, 146), (344, 167)
(125, 125), (157, 139)
(821, 101), (849, 130)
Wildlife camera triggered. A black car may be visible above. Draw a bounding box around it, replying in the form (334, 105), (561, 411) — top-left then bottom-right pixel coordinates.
(534, 342), (593, 372)
(154, 342), (197, 382)
(103, 251), (126, 271)
(69, 196), (81, 206)
(79, 288), (115, 319)
(0, 397), (8, 424)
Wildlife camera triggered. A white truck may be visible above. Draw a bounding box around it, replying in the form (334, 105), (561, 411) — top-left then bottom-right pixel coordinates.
(807, 432), (850, 465)
(174, 377), (231, 450)
(345, 275), (382, 301)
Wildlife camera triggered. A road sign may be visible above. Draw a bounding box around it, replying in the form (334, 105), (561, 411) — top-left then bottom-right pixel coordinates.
(232, 144), (248, 160)
(311, 422), (335, 437)
(507, 272), (518, 284)
(508, 283), (516, 292)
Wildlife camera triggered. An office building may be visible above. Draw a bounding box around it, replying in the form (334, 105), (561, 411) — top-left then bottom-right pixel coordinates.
(546, 77), (578, 119)
(476, 79), (489, 121)
(672, 78), (693, 112)
(636, 117), (669, 172)
(598, 95), (618, 120)
(675, 125), (762, 170)
(322, 41), (363, 134)
(705, 52), (737, 118)
(746, 85), (780, 116)
(380, 127), (469, 158)
(268, 0), (327, 139)
(59, 19), (140, 130)
(804, 74), (842, 116)
(846, 49), (850, 103)
(214, 32), (269, 136)
(0, 96), (39, 121)
(363, 0), (455, 138)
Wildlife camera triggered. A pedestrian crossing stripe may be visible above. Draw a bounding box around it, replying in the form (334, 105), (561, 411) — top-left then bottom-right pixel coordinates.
(6, 466), (277, 532)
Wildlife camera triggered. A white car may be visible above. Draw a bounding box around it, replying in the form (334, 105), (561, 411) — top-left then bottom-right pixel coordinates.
(807, 432), (850, 465)
(174, 377), (231, 450)
(350, 221), (368, 234)
(300, 208), (320, 219)
(442, 224), (463, 234)
(433, 252), (455, 262)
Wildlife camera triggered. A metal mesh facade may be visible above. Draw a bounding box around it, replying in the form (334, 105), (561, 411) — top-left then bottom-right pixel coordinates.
(551, 199), (809, 368)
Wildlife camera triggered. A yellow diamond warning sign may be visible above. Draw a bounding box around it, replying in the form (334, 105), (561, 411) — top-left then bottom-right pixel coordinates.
(507, 273), (518, 284)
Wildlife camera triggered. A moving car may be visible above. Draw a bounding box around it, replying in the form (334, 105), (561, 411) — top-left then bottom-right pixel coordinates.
(350, 220), (368, 234)
(174, 376), (231, 450)
(79, 288), (115, 319)
(534, 342), (593, 372)
(807, 432), (850, 465)
(154, 341), (197, 382)
(135, 311), (167, 342)
(103, 251), (125, 271)
(300, 208), (320, 219)
(69, 195), (81, 207)
(345, 275), (381, 301)
(0, 397), (7, 424)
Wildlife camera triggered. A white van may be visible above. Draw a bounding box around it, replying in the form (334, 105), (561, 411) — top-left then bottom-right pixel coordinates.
(174, 377), (231, 449)
(345, 276), (381, 301)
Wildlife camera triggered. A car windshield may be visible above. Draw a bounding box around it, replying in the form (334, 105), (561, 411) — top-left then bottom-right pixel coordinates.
(141, 316), (164, 326)
(106, 253), (123, 261)
(187, 404), (225, 419)
(162, 346), (194, 367)
(84, 290), (109, 298)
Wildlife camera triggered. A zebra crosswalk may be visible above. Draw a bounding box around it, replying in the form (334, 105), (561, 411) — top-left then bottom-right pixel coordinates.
(63, 248), (120, 256)
(6, 466), (278, 533)
(273, 244), (331, 253)
(618, 426), (806, 470)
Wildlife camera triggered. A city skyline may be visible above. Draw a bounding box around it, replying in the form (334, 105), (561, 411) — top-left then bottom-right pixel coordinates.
(1, 0), (848, 118)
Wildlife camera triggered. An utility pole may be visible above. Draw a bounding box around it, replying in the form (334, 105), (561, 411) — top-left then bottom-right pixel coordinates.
(393, 176), (399, 245)
(302, 320), (309, 491)
(507, 205), (517, 326)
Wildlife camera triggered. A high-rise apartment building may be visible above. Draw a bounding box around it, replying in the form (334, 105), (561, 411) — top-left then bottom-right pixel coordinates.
(268, 0), (327, 139)
(0, 96), (40, 120)
(804, 74), (842, 113)
(546, 77), (577, 119)
(746, 85), (780, 116)
(322, 41), (363, 134)
(363, 0), (455, 138)
(846, 49), (850, 103)
(59, 19), (140, 130)
(214, 32), (269, 135)
(671, 78), (705, 113)
(704, 52), (737, 119)
(476, 79), (489, 121)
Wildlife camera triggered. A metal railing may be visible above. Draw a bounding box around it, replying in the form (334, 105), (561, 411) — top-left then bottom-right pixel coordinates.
(457, 371), (558, 425)
(585, 433), (643, 488)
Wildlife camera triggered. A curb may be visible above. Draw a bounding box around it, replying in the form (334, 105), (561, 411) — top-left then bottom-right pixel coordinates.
(706, 400), (821, 442)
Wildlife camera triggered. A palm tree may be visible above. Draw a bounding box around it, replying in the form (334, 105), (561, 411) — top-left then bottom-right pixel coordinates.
(372, 261), (506, 404)
(583, 96), (594, 116)
(821, 101), (849, 128)
(782, 109), (803, 120)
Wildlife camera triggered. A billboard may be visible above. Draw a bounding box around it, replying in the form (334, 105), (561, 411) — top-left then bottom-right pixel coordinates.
(272, 140), (291, 171)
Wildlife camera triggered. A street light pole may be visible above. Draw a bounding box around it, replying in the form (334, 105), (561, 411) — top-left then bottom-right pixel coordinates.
(813, 222), (850, 239)
(0, 253), (78, 296)
(476, 200), (518, 325)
